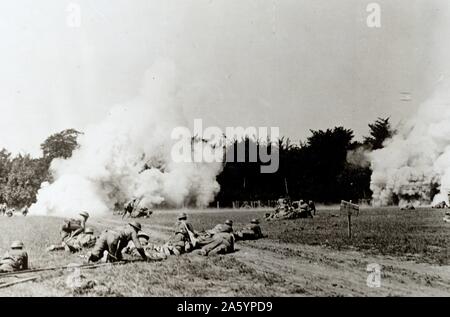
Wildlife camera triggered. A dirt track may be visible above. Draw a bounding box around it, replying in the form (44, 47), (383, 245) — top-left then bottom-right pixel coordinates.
(92, 217), (450, 297)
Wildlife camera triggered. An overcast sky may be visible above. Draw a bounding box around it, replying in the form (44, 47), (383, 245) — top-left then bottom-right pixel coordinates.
(0, 0), (448, 156)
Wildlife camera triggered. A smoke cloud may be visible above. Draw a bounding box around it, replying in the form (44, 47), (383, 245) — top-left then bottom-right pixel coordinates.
(369, 85), (450, 207)
(368, 2), (450, 208)
(30, 59), (222, 217)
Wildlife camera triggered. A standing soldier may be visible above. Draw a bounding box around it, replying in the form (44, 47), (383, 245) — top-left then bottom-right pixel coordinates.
(86, 221), (147, 263)
(234, 219), (264, 241)
(0, 241), (28, 273)
(60, 211), (90, 241)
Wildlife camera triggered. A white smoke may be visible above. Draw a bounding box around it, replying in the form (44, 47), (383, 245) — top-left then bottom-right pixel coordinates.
(369, 85), (450, 207)
(30, 59), (222, 217)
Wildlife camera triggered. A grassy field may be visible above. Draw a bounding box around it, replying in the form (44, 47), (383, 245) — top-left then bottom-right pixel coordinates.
(0, 207), (449, 296)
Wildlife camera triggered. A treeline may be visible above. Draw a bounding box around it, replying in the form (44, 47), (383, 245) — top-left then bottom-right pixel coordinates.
(0, 118), (393, 208)
(0, 129), (81, 208)
(214, 118), (394, 206)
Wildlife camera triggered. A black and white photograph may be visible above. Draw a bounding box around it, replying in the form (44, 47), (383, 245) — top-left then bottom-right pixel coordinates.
(0, 0), (449, 300)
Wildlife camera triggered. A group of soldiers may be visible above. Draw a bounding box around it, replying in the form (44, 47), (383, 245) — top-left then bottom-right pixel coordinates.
(264, 198), (316, 221)
(0, 203), (29, 217)
(17, 210), (265, 272)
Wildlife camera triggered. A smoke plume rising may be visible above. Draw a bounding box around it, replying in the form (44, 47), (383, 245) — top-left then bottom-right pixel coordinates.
(30, 59), (222, 217)
(369, 85), (450, 207)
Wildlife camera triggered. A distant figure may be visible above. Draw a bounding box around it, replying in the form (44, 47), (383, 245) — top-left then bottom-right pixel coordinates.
(400, 203), (415, 210)
(234, 219), (264, 241)
(0, 241), (28, 273)
(123, 198), (139, 219)
(0, 203), (6, 216)
(87, 221), (147, 263)
(133, 207), (153, 218)
(6, 208), (14, 217)
(21, 206), (29, 216)
(308, 200), (316, 215)
(432, 201), (448, 209)
(60, 211), (90, 241)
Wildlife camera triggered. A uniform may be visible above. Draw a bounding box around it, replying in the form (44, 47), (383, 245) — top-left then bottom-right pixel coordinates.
(87, 222), (146, 262)
(308, 201), (316, 215)
(195, 220), (234, 248)
(122, 232), (150, 256)
(234, 219), (263, 241)
(200, 232), (234, 256)
(60, 212), (89, 241)
(163, 217), (196, 255)
(0, 241), (28, 273)
(208, 223), (233, 235)
(64, 232), (97, 253)
(123, 198), (138, 219)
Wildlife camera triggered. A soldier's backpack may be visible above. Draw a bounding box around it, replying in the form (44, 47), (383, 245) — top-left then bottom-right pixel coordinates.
(63, 218), (82, 230)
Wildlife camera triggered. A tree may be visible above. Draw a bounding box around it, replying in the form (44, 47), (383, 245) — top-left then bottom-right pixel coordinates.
(302, 127), (355, 202)
(41, 129), (82, 162)
(3, 155), (48, 207)
(0, 149), (12, 203)
(364, 117), (395, 150)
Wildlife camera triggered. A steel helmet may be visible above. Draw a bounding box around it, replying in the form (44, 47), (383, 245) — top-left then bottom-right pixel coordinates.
(129, 221), (142, 231)
(79, 211), (90, 218)
(225, 219), (233, 226)
(138, 232), (150, 240)
(84, 227), (94, 234)
(250, 218), (259, 224)
(10, 240), (24, 249)
(178, 212), (187, 220)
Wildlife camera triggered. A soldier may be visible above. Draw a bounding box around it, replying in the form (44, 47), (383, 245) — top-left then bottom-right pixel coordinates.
(60, 211), (90, 241)
(133, 207), (153, 218)
(64, 227), (97, 253)
(234, 219), (264, 241)
(86, 221), (147, 263)
(0, 241), (28, 273)
(208, 219), (233, 235)
(21, 206), (29, 216)
(308, 200), (316, 215)
(123, 198), (139, 219)
(6, 209), (13, 217)
(299, 200), (313, 218)
(157, 213), (196, 256)
(0, 203), (6, 216)
(198, 232), (235, 256)
(123, 231), (150, 255)
(47, 227), (97, 252)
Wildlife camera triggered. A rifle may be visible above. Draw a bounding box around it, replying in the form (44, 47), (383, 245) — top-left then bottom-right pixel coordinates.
(0, 276), (39, 289)
(182, 221), (198, 248)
